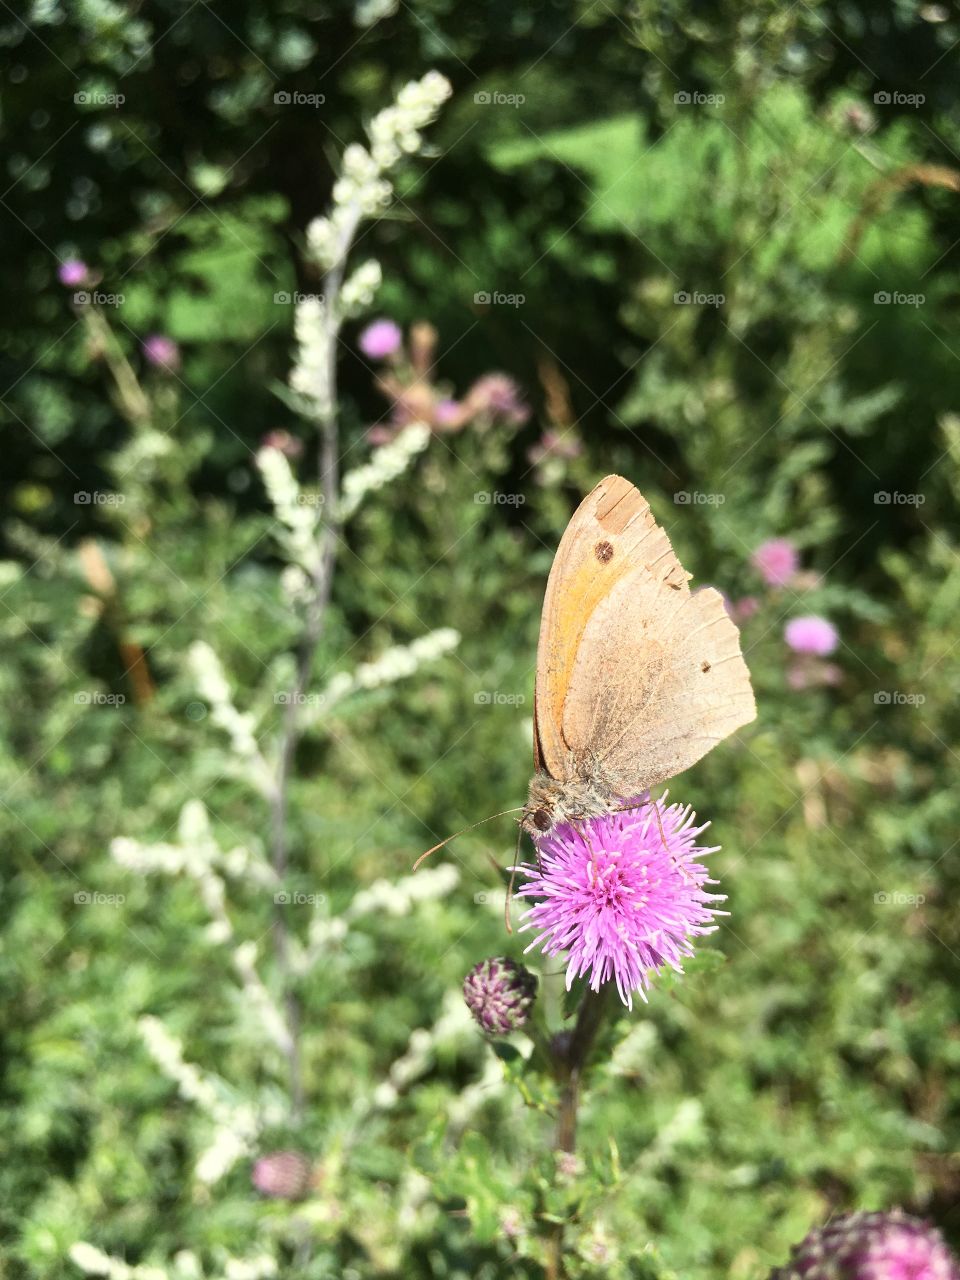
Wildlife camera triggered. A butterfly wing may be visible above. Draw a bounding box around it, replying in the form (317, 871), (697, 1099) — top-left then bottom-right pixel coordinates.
(534, 475), (690, 776)
(560, 568), (756, 789)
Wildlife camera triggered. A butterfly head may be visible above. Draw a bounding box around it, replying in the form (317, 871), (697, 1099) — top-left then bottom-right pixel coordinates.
(523, 761), (624, 839)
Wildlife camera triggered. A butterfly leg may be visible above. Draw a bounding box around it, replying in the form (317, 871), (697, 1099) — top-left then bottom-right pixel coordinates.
(504, 821), (525, 934)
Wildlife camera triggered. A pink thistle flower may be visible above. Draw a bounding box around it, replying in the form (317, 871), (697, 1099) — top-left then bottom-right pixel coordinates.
(251, 1150), (312, 1200)
(728, 595), (760, 623)
(787, 658), (842, 690)
(58, 258), (90, 287)
(261, 429), (303, 459)
(433, 397), (465, 429)
(752, 537), (799, 587)
(516, 797), (725, 1010)
(464, 372), (530, 425)
(358, 318), (403, 360)
(142, 334), (181, 372)
(770, 1208), (960, 1280)
(785, 614), (838, 656)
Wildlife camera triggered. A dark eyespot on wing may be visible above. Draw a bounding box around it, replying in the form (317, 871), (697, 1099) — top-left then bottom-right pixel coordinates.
(594, 540), (614, 563)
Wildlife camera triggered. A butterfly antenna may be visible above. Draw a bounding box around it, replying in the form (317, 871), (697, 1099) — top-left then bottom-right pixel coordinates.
(413, 808), (523, 872)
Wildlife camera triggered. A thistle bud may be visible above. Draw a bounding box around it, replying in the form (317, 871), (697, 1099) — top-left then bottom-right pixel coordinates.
(770, 1209), (960, 1280)
(463, 957), (537, 1035)
(251, 1150), (313, 1200)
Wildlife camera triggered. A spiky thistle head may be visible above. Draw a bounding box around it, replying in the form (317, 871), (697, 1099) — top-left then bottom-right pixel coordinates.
(515, 795), (725, 1010)
(770, 1209), (960, 1280)
(463, 956), (537, 1035)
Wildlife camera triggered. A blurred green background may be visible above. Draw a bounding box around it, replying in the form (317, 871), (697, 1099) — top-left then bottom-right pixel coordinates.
(3, 1), (960, 1277)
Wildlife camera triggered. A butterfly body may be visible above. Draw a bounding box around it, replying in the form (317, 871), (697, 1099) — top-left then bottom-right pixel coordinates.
(525, 475), (755, 840)
(523, 757), (632, 836)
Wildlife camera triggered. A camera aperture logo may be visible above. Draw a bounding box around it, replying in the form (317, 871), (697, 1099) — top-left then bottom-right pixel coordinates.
(874, 290), (924, 307)
(474, 491), (525, 506)
(874, 690), (925, 706)
(674, 289), (725, 308)
(75, 90), (125, 109)
(474, 90), (525, 108)
(474, 690), (525, 706)
(274, 91), (326, 108)
(473, 290), (525, 308)
(674, 491), (725, 506)
(873, 90), (925, 108)
(674, 90), (725, 107)
(274, 890), (326, 906)
(874, 890), (925, 907)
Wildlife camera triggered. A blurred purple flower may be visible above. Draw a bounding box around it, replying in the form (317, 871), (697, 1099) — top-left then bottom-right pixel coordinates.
(729, 596), (760, 623)
(527, 429), (582, 467)
(261, 429), (303, 459)
(752, 537), (799, 587)
(517, 797), (724, 1009)
(769, 1208), (960, 1280)
(58, 259), (90, 287)
(465, 372), (530, 425)
(359, 318), (403, 360)
(142, 334), (181, 372)
(251, 1150), (312, 1200)
(785, 615), (838, 656)
(787, 658), (842, 690)
(433, 398), (464, 428)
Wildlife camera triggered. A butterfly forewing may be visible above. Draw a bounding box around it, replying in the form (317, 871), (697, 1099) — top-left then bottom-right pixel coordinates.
(534, 475), (691, 775)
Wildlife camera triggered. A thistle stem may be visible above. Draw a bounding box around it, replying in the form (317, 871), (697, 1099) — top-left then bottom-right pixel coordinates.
(546, 987), (613, 1279)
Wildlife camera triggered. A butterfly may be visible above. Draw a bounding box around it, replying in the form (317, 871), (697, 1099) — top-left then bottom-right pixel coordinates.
(521, 474), (756, 837)
(415, 474), (755, 872)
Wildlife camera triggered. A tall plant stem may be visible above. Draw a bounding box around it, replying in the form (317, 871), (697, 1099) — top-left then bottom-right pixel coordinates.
(268, 215), (358, 1120)
(546, 987), (613, 1280)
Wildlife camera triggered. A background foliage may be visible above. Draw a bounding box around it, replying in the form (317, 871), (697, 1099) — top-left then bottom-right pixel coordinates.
(3, 0), (960, 1276)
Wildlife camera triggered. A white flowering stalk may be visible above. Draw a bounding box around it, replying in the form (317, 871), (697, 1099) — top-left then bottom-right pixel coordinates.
(69, 1246), (279, 1280)
(188, 642), (273, 795)
(138, 1016), (274, 1185)
(298, 863), (459, 973)
(338, 422), (431, 520)
(261, 73), (452, 1120)
(112, 802), (289, 1053)
(300, 626), (459, 726)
